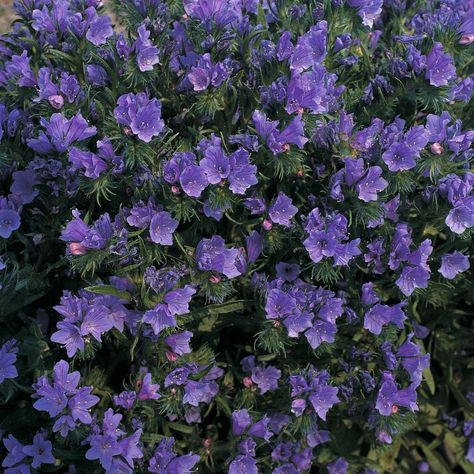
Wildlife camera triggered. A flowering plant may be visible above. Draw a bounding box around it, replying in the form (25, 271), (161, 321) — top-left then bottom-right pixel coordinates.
(0, 0), (473, 472)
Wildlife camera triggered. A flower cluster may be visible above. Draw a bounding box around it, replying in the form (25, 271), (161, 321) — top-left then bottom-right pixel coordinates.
(0, 0), (473, 472)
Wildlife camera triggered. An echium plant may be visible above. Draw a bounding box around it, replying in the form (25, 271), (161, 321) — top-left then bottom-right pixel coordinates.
(0, 0), (473, 472)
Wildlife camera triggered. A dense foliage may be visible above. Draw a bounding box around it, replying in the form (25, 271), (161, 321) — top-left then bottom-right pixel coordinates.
(0, 0), (473, 472)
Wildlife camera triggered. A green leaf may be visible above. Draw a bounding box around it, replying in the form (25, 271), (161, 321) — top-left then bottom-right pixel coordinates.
(84, 285), (132, 302)
(167, 421), (195, 434)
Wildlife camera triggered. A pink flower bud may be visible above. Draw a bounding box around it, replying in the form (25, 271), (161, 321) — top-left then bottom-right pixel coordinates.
(48, 94), (64, 110)
(297, 107), (305, 114)
(262, 218), (273, 231)
(209, 275), (221, 284)
(68, 242), (87, 255)
(430, 142), (444, 155)
(459, 34), (474, 45)
(296, 169), (305, 177)
(165, 351), (178, 362)
(123, 126), (133, 136)
(171, 185), (181, 195)
(243, 377), (253, 388)
(282, 143), (290, 152)
(391, 404), (399, 414)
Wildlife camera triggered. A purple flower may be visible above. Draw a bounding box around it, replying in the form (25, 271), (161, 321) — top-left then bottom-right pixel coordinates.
(164, 286), (196, 316)
(347, 0), (383, 28)
(308, 383), (340, 420)
(228, 148), (258, 195)
(69, 147), (107, 179)
(396, 265), (430, 296)
(251, 365), (281, 394)
(276, 262), (300, 282)
(439, 251), (470, 279)
(375, 372), (419, 416)
(364, 302), (406, 335)
(425, 42), (457, 87)
(445, 197), (474, 234)
(0, 339), (18, 384)
(27, 113), (96, 154)
(133, 24), (160, 72)
(232, 409), (252, 435)
(142, 304), (177, 336)
(86, 15), (113, 46)
(165, 331), (193, 356)
(183, 0), (240, 27)
(180, 165), (209, 198)
(149, 437), (199, 473)
(69, 387), (100, 423)
(356, 166), (388, 202)
(382, 142), (417, 171)
(50, 321), (84, 357)
(245, 231), (263, 263)
(114, 92), (164, 143)
(10, 170), (39, 204)
(2, 435), (26, 468)
(305, 319), (337, 349)
(396, 334), (430, 387)
(265, 289), (296, 319)
(86, 434), (122, 470)
(229, 455), (258, 474)
(138, 372), (160, 401)
(328, 458), (348, 474)
(269, 193), (297, 227)
(149, 211), (178, 246)
(0, 208), (20, 239)
(183, 380), (219, 406)
(22, 433), (55, 469)
(196, 235), (242, 279)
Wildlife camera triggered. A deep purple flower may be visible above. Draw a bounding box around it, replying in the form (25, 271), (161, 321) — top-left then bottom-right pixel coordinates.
(439, 251), (470, 279)
(149, 211), (178, 246)
(10, 170), (39, 204)
(86, 434), (122, 470)
(347, 0), (383, 28)
(445, 196), (474, 234)
(195, 235), (242, 279)
(0, 208), (20, 239)
(382, 142), (417, 171)
(142, 304), (177, 336)
(0, 339), (18, 384)
(134, 24), (160, 72)
(148, 437), (199, 473)
(180, 165), (209, 198)
(425, 42), (457, 87)
(2, 435), (26, 468)
(232, 409), (252, 435)
(308, 382), (339, 420)
(22, 433), (55, 468)
(364, 302), (406, 335)
(69, 147), (107, 179)
(328, 458), (348, 474)
(165, 331), (193, 356)
(164, 286), (196, 316)
(265, 289), (296, 319)
(27, 113), (96, 154)
(396, 265), (430, 296)
(229, 455), (258, 474)
(396, 334), (430, 387)
(114, 92), (164, 143)
(68, 387), (100, 423)
(375, 372), (419, 416)
(137, 372), (160, 401)
(269, 193), (297, 227)
(276, 262), (300, 282)
(86, 14), (113, 46)
(183, 380), (219, 406)
(356, 166), (388, 202)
